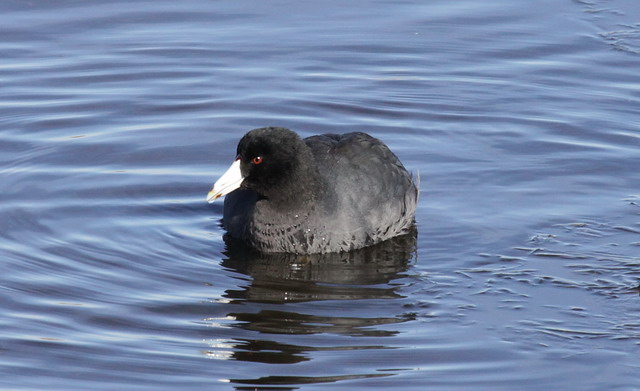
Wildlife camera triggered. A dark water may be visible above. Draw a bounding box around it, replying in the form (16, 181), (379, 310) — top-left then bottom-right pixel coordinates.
(1, 0), (639, 389)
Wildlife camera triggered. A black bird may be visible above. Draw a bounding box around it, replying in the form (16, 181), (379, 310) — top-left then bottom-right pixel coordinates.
(207, 127), (418, 254)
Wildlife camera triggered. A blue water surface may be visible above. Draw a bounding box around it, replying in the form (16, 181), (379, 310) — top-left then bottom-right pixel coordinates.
(1, 0), (639, 390)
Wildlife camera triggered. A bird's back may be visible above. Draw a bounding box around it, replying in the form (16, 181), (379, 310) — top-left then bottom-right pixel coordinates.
(305, 132), (418, 250)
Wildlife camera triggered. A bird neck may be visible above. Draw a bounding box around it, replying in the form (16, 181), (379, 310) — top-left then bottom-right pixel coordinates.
(269, 170), (321, 211)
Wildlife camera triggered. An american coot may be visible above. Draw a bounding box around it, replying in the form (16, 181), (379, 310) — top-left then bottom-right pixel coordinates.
(207, 127), (418, 254)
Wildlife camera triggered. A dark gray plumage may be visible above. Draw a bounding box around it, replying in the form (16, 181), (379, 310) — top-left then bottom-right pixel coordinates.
(208, 127), (418, 254)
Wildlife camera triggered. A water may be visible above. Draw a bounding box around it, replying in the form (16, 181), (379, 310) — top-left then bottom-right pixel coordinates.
(1, 0), (639, 389)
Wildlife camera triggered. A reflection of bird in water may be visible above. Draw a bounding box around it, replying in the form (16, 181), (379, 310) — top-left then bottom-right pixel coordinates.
(202, 224), (419, 385)
(207, 127), (419, 254)
(204, 182), (419, 380)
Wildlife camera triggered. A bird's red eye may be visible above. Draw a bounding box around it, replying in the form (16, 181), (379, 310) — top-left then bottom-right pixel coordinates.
(252, 156), (263, 165)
